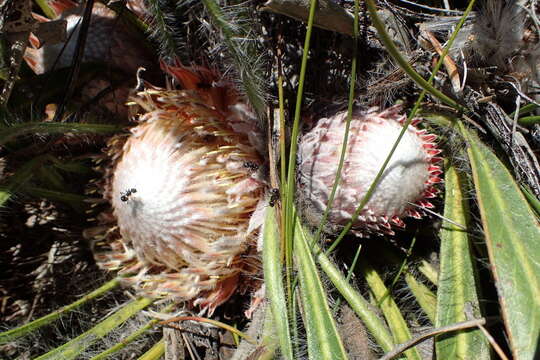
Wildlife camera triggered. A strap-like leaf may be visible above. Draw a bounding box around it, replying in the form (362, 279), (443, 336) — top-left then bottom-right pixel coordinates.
(435, 162), (489, 359)
(362, 263), (422, 360)
(294, 215), (348, 360)
(460, 122), (540, 360)
(34, 297), (153, 360)
(0, 279), (119, 345)
(262, 206), (294, 359)
(0, 122), (121, 145)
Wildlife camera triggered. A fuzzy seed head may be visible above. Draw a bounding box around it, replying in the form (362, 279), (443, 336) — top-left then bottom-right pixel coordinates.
(298, 106), (441, 236)
(472, 0), (526, 68)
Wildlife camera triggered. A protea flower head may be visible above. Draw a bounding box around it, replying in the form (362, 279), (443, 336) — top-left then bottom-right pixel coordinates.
(87, 66), (265, 314)
(297, 105), (442, 237)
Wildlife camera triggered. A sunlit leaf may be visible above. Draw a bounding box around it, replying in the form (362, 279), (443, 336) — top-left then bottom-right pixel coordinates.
(435, 162), (489, 359)
(294, 215), (348, 360)
(460, 122), (540, 360)
(362, 263), (422, 360)
(262, 206), (294, 360)
(0, 279), (119, 345)
(34, 297), (153, 360)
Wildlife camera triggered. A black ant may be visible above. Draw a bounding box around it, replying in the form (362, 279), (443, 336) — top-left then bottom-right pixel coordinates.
(243, 161), (259, 172)
(120, 188), (137, 202)
(202, 134), (216, 143)
(269, 188), (280, 207)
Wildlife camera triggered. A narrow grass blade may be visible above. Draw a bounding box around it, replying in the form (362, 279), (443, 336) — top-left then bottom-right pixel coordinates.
(362, 263), (422, 360)
(418, 260), (438, 286)
(0, 279), (119, 345)
(106, 1), (151, 38)
(138, 0), (182, 63)
(34, 0), (57, 19)
(313, 0), (360, 244)
(90, 320), (158, 360)
(364, 0), (466, 111)
(294, 215), (348, 360)
(377, 251), (437, 323)
(521, 186), (540, 217)
(285, 0), (317, 245)
(435, 162), (489, 359)
(22, 186), (87, 211)
(459, 122), (540, 360)
(517, 115), (540, 127)
(262, 207), (294, 360)
(0, 122), (121, 145)
(509, 103), (539, 118)
(34, 297), (154, 360)
(90, 303), (174, 360)
(201, 0), (266, 118)
(404, 272), (437, 324)
(37, 164), (66, 190)
(0, 155), (52, 207)
(316, 248), (395, 352)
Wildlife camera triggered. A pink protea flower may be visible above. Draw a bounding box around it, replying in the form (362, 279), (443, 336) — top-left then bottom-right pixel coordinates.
(87, 67), (265, 314)
(297, 105), (442, 237)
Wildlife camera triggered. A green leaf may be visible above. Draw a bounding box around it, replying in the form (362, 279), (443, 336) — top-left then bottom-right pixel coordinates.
(521, 186), (540, 217)
(22, 185), (87, 211)
(364, 0), (469, 112)
(294, 215), (348, 360)
(509, 103), (540, 118)
(435, 162), (489, 359)
(262, 207), (294, 360)
(35, 297), (153, 360)
(418, 259), (438, 286)
(201, 0), (266, 118)
(0, 155), (52, 207)
(404, 272), (437, 324)
(138, 340), (165, 360)
(460, 122), (540, 360)
(317, 247), (395, 353)
(0, 122), (121, 145)
(34, 0), (57, 19)
(90, 303), (175, 360)
(38, 165), (67, 191)
(0, 279), (119, 345)
(518, 115), (540, 127)
(362, 263), (422, 360)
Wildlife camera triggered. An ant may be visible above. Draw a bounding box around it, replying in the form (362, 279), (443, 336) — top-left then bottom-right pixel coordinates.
(269, 188), (280, 207)
(243, 161), (259, 172)
(120, 188), (137, 202)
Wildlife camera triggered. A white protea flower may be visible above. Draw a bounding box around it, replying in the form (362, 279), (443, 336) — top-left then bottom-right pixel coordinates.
(87, 67), (265, 314)
(297, 105), (442, 237)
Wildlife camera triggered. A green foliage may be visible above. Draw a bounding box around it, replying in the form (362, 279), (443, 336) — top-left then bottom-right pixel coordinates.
(0, 280), (120, 345)
(0, 121), (121, 146)
(262, 206), (294, 360)
(436, 162), (489, 359)
(144, 0), (185, 63)
(34, 297), (154, 360)
(460, 122), (540, 360)
(294, 214), (349, 360)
